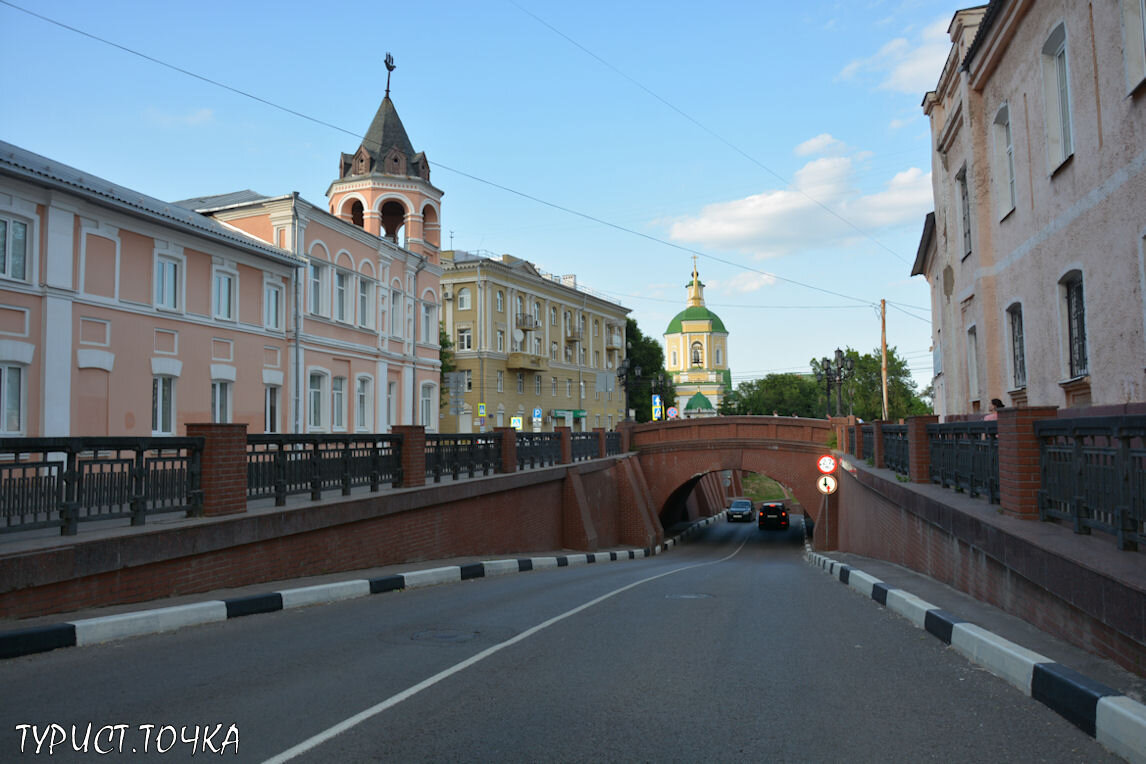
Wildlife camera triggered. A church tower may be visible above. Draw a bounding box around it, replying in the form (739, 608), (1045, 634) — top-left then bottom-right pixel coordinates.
(327, 55), (443, 262)
(664, 259), (730, 417)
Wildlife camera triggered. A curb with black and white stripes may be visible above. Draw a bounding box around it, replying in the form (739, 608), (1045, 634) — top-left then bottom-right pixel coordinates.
(0, 515), (723, 662)
(807, 550), (1146, 762)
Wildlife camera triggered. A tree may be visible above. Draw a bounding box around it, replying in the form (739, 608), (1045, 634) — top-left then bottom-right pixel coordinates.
(438, 322), (455, 409)
(814, 346), (931, 421)
(723, 374), (822, 417)
(624, 318), (675, 423)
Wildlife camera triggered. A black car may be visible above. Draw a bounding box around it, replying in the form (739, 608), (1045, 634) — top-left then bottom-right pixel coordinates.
(758, 501), (789, 531)
(727, 498), (754, 522)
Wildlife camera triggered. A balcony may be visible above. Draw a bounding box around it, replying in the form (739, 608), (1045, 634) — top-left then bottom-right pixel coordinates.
(564, 328), (583, 343)
(606, 332), (623, 349)
(506, 352), (548, 371)
(515, 313), (541, 331)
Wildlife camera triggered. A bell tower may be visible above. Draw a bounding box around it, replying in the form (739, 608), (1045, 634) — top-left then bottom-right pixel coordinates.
(327, 53), (443, 261)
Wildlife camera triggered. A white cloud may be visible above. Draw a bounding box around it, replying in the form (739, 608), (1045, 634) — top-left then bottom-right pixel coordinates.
(144, 107), (214, 128)
(664, 145), (932, 260)
(795, 133), (846, 157)
(708, 272), (778, 295)
(838, 16), (950, 94)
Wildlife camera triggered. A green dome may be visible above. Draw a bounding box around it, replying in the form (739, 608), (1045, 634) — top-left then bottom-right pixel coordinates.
(684, 391), (714, 411)
(665, 305), (727, 334)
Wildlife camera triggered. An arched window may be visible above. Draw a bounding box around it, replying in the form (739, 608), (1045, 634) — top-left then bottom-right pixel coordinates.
(456, 287), (471, 311)
(349, 200), (364, 228)
(691, 342), (703, 367)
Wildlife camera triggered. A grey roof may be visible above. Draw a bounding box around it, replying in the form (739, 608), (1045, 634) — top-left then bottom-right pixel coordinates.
(362, 96), (416, 161)
(0, 142), (301, 267)
(174, 190), (275, 212)
(911, 212), (936, 277)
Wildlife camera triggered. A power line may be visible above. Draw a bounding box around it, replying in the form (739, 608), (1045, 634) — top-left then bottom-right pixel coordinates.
(1, 0), (912, 315)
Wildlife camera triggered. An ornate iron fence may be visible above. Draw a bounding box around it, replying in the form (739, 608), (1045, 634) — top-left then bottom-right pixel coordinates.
(570, 432), (598, 461)
(926, 422), (999, 503)
(882, 424), (909, 476)
(847, 427), (856, 454)
(1036, 416), (1145, 551)
(516, 432), (561, 470)
(606, 432), (622, 455)
(861, 425), (874, 460)
(425, 433), (501, 482)
(246, 434), (402, 504)
(0, 437), (202, 535)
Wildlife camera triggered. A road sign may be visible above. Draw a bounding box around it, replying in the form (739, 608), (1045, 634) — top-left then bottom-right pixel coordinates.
(478, 403), (486, 417)
(816, 474), (838, 494)
(817, 455), (837, 474)
(651, 394), (663, 421)
(533, 407), (543, 420)
(667, 406), (679, 419)
(510, 416), (523, 431)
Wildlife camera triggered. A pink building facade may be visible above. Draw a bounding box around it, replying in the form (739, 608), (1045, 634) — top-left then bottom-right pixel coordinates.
(914, 0), (1146, 417)
(0, 93), (443, 438)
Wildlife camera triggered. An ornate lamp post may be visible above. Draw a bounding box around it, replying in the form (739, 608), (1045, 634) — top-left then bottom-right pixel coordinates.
(617, 357), (641, 422)
(815, 348), (855, 418)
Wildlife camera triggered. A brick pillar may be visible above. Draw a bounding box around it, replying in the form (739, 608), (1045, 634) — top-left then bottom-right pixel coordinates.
(872, 421), (885, 469)
(998, 406), (1057, 519)
(495, 427), (518, 473)
(907, 414), (939, 484)
(853, 425), (864, 460)
(556, 426), (572, 464)
(186, 423), (248, 517)
(392, 425), (426, 487)
(593, 427), (607, 458)
(618, 421), (634, 452)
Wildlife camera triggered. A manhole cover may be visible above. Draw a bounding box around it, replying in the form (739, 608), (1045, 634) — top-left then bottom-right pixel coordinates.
(411, 629), (478, 644)
(665, 593), (713, 600)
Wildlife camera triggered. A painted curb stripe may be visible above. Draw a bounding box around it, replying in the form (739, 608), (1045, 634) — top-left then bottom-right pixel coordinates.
(369, 575), (405, 594)
(556, 556), (569, 567)
(280, 581), (370, 609)
(1097, 696), (1146, 761)
(950, 622), (1047, 694)
(0, 623), (76, 659)
(871, 583), (894, 606)
(460, 563), (485, 581)
(1033, 662), (1117, 737)
(838, 565), (852, 584)
(517, 558), (534, 572)
(923, 609), (965, 644)
(225, 592), (283, 619)
(73, 601), (227, 646)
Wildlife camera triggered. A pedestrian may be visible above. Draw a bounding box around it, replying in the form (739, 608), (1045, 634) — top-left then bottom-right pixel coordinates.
(984, 398), (1004, 421)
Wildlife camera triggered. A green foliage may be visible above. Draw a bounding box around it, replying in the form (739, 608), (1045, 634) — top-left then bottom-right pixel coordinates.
(723, 373), (823, 418)
(625, 318), (675, 423)
(439, 322), (455, 409)
(742, 472), (788, 501)
(828, 346), (931, 421)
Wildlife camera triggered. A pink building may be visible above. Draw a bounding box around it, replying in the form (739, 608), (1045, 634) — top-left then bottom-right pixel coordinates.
(914, 0), (1146, 417)
(0, 92), (442, 437)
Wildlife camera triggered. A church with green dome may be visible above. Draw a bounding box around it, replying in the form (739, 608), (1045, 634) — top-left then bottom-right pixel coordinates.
(664, 260), (730, 417)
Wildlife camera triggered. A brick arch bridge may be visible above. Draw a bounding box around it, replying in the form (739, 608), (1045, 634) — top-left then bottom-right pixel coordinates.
(628, 416), (833, 533)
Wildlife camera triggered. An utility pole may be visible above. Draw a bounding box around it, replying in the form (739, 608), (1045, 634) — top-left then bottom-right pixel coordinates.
(881, 299), (889, 421)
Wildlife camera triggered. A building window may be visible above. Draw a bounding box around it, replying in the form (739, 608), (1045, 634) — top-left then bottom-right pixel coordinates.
(356, 377), (371, 430)
(578, 347), (586, 366)
(550, 307), (557, 326)
(265, 386), (279, 433)
(387, 381), (397, 427)
(533, 336), (542, 355)
(152, 376), (175, 435)
(308, 372), (325, 430)
(715, 347), (722, 366)
(594, 320), (600, 337)
(332, 376), (346, 430)
(390, 290), (402, 336)
(421, 303), (434, 342)
(1, 364), (23, 434)
(671, 350), (678, 367)
(309, 262), (326, 315)
(495, 290), (503, 312)
(359, 279), (374, 328)
(1063, 273), (1088, 377)
(464, 369), (473, 392)
(551, 377), (557, 396)
(264, 283), (283, 331)
(1042, 24), (1074, 170)
(457, 287), (472, 311)
(579, 380), (585, 399)
(334, 271), (349, 322)
(213, 269), (236, 321)
(516, 295), (524, 317)
(593, 350), (600, 368)
(956, 167), (972, 259)
(155, 255), (180, 310)
(517, 372), (524, 394)
(0, 217), (29, 282)
(566, 379), (572, 398)
(966, 327), (979, 402)
(1007, 304), (1026, 389)
(211, 381), (231, 423)
(1121, 0), (1146, 93)
(535, 374), (542, 395)
(550, 342), (558, 361)
(420, 384), (435, 429)
(691, 342), (703, 366)
(497, 370), (504, 393)
(993, 105), (1017, 216)
(458, 327), (473, 351)
(497, 330), (505, 352)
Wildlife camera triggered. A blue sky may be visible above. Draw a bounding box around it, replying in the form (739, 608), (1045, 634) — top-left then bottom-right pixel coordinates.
(0, 0), (957, 394)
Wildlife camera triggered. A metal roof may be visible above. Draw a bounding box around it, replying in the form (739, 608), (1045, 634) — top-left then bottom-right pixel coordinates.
(0, 142), (301, 267)
(173, 190), (276, 212)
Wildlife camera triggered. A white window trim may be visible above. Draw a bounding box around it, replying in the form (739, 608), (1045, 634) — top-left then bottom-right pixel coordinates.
(264, 384), (281, 434)
(357, 277), (376, 329)
(457, 326), (473, 351)
(307, 367), (330, 432)
(355, 374), (373, 432)
(1041, 23), (1074, 173)
(992, 103), (1017, 219)
(332, 269), (351, 323)
(331, 376), (347, 431)
(211, 264), (238, 322)
(1121, 0), (1146, 94)
(154, 249), (186, 314)
(264, 279), (284, 332)
(420, 382), (437, 431)
(211, 380), (233, 424)
(966, 325), (980, 403)
(0, 363), (26, 435)
(457, 287), (472, 311)
(308, 261), (328, 317)
(152, 375), (176, 436)
(0, 207), (37, 286)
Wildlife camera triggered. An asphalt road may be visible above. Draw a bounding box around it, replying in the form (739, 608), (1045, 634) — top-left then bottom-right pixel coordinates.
(0, 519), (1122, 762)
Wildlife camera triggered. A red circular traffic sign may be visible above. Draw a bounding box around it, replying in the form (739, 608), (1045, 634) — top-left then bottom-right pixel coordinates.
(817, 455), (837, 474)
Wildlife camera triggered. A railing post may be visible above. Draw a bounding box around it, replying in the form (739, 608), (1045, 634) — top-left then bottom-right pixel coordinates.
(495, 427), (517, 474)
(907, 415), (939, 484)
(274, 445), (287, 506)
(309, 440), (322, 500)
(130, 444), (147, 527)
(854, 425), (865, 460)
(997, 406), (1058, 520)
(369, 439), (381, 492)
(593, 427), (607, 459)
(60, 445), (78, 536)
(392, 425), (426, 487)
(185, 423), (249, 516)
(341, 439), (353, 496)
(556, 426), (572, 465)
(872, 421), (885, 468)
(187, 442), (204, 517)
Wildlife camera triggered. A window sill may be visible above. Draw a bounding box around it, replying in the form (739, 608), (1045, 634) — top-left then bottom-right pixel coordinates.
(998, 206), (1015, 224)
(1050, 152), (1074, 179)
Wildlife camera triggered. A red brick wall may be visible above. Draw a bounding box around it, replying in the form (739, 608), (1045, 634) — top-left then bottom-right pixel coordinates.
(186, 423), (248, 517)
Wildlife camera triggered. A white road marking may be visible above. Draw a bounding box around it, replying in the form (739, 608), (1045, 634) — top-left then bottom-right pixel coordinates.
(263, 536), (749, 763)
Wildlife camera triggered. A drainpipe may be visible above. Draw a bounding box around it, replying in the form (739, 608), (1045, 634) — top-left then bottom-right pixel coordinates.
(292, 192), (302, 434)
(411, 253), (427, 428)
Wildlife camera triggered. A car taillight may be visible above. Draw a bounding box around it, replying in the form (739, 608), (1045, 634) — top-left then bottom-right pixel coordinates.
(782, 511), (787, 517)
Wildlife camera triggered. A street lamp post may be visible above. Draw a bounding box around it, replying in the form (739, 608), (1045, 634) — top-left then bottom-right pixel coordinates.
(617, 357), (641, 422)
(815, 348), (855, 418)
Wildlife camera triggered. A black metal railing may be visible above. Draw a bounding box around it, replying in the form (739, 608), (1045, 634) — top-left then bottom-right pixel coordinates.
(848, 428), (856, 454)
(861, 425), (874, 460)
(606, 431), (622, 456)
(571, 432), (598, 462)
(1036, 416), (1145, 551)
(882, 424), (909, 476)
(246, 434), (402, 505)
(425, 433), (501, 482)
(516, 432), (561, 470)
(0, 437), (202, 535)
(927, 422), (999, 503)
